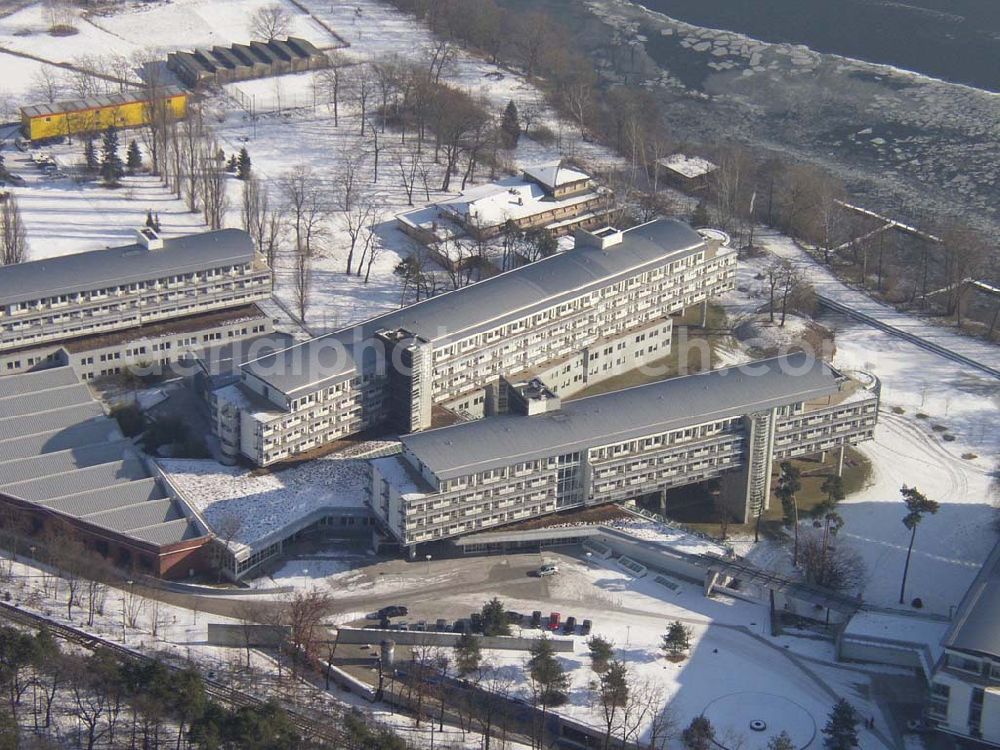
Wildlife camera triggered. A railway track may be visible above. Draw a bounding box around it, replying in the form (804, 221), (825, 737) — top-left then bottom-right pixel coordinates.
(816, 295), (1000, 379)
(0, 601), (345, 745)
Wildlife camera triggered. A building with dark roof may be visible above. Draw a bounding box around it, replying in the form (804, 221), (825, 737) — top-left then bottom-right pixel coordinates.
(214, 220), (738, 466)
(0, 228), (274, 381)
(167, 37), (331, 89)
(927, 540), (1000, 745)
(0, 367), (212, 577)
(370, 354), (879, 551)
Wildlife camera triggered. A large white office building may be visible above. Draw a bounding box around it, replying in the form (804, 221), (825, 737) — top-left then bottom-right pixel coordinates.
(213, 220), (738, 466)
(927, 541), (1000, 746)
(0, 227), (273, 379)
(369, 354), (879, 552)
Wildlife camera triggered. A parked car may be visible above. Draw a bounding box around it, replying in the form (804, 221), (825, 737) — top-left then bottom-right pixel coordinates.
(506, 611), (524, 625)
(538, 563), (559, 577)
(413, 621), (426, 631)
(548, 612), (561, 630)
(531, 610), (542, 628)
(580, 619), (593, 636)
(454, 619), (471, 634)
(470, 612), (483, 632)
(563, 616), (577, 635)
(435, 618), (449, 632)
(378, 605), (408, 619)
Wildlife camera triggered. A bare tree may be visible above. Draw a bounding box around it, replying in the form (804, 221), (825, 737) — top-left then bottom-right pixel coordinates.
(0, 194), (29, 265)
(291, 241), (312, 324)
(31, 67), (63, 103)
(243, 175), (283, 270)
(280, 589), (335, 677)
(397, 142), (422, 206)
(249, 4), (291, 41)
(201, 140), (229, 230)
(350, 63), (375, 136)
(359, 210), (385, 283)
(315, 55), (346, 127)
(281, 165), (329, 260)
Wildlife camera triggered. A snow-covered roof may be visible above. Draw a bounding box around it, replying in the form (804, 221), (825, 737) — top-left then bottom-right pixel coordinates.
(658, 154), (718, 179)
(159, 455), (372, 556)
(438, 176), (598, 230)
(522, 161), (590, 191)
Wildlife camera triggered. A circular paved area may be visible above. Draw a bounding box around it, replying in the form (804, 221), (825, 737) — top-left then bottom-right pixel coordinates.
(702, 692), (817, 749)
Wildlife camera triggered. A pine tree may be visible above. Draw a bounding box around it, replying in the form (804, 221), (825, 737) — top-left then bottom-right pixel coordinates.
(768, 731), (795, 750)
(453, 633), (481, 676)
(479, 597), (510, 636)
(822, 699), (859, 749)
(661, 621), (692, 658)
(777, 461), (803, 564)
(145, 210), (155, 229)
(528, 638), (568, 705)
(83, 138), (98, 172)
(500, 100), (521, 148)
(821, 474), (845, 504)
(682, 716), (715, 750)
(153, 213), (162, 232)
(237, 147), (252, 180)
(226, 153), (238, 172)
(898, 485), (939, 604)
(99, 126), (123, 187)
(587, 635), (614, 673)
(126, 140), (142, 173)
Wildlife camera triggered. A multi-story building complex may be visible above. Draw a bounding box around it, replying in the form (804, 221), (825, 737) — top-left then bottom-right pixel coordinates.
(927, 541), (1000, 746)
(396, 161), (610, 251)
(214, 219), (738, 466)
(369, 354), (879, 553)
(0, 227), (273, 379)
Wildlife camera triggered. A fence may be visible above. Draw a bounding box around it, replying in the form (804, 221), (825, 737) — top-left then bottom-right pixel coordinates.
(335, 627), (575, 652)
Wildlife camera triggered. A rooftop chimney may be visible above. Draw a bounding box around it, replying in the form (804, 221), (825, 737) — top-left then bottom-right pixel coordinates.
(135, 226), (164, 250)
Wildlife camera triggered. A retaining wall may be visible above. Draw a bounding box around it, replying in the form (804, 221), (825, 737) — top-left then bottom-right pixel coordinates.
(336, 627), (575, 652)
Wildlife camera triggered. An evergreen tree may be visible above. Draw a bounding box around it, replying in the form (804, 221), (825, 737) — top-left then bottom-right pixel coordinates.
(898, 485), (939, 604)
(83, 138), (98, 172)
(768, 731), (795, 750)
(99, 126), (123, 186)
(682, 716), (715, 750)
(821, 474), (845, 504)
(777, 461), (803, 563)
(453, 632), (482, 676)
(0, 151), (5, 176)
(480, 597), (510, 636)
(153, 212), (162, 232)
(587, 635), (614, 674)
(528, 638), (568, 705)
(126, 139), (142, 173)
(692, 201), (710, 227)
(226, 153), (238, 172)
(661, 621), (691, 658)
(145, 210), (155, 229)
(237, 146), (252, 180)
(822, 699), (859, 749)
(500, 100), (521, 148)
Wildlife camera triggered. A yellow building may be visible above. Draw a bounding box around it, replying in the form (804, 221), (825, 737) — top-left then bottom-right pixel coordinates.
(20, 86), (188, 142)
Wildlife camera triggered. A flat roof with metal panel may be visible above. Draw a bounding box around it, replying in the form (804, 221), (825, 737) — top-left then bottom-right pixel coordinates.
(20, 86), (186, 119)
(0, 229), (256, 307)
(400, 353), (842, 481)
(244, 219), (712, 398)
(0, 367), (204, 550)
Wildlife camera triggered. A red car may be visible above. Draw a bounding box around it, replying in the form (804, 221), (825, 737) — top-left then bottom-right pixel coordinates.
(548, 612), (561, 630)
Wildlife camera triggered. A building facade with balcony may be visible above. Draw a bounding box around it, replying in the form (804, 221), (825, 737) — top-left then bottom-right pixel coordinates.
(213, 220), (738, 466)
(0, 228), (273, 380)
(369, 354), (880, 552)
(927, 541), (1000, 746)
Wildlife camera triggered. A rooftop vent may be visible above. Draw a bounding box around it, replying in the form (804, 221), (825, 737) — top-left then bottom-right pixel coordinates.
(135, 226), (164, 250)
(575, 226), (623, 250)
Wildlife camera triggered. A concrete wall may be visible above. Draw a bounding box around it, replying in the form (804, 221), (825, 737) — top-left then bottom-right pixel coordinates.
(207, 623), (291, 647)
(836, 636), (929, 673)
(593, 528), (709, 584)
(336, 627), (575, 652)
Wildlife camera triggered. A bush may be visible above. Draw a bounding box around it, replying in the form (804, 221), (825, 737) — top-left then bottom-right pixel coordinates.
(110, 402), (144, 437)
(531, 125), (556, 145)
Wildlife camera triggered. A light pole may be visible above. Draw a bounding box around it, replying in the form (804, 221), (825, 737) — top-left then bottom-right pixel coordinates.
(122, 579), (133, 643)
(626, 625), (631, 647)
(585, 551), (593, 568)
(425, 554), (432, 577)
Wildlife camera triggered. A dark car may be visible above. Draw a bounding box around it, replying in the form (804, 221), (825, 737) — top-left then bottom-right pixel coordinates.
(581, 619), (593, 636)
(563, 616), (576, 635)
(531, 610), (542, 628)
(454, 619), (471, 634)
(506, 611), (524, 625)
(378, 605), (408, 619)
(470, 612), (483, 632)
(435, 618), (450, 632)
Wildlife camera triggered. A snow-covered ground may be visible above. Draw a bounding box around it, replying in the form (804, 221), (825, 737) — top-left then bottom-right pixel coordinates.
(453, 558), (896, 750)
